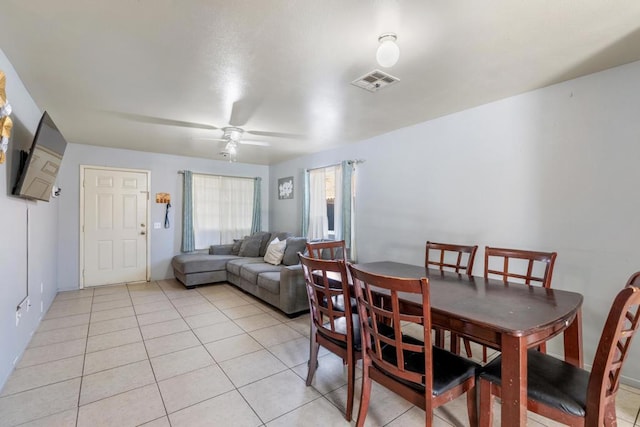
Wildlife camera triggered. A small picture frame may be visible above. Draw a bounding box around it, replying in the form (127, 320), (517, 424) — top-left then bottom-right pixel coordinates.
(278, 176), (294, 200)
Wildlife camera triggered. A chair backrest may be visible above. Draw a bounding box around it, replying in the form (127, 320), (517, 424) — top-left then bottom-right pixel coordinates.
(587, 276), (640, 423)
(306, 240), (347, 262)
(425, 241), (478, 274)
(299, 253), (353, 344)
(348, 264), (432, 392)
(484, 246), (557, 288)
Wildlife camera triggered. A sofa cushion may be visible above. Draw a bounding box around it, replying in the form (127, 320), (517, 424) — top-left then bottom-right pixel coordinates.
(226, 257), (264, 276)
(240, 262), (283, 284)
(257, 272), (281, 295)
(172, 254), (236, 274)
(239, 235), (262, 257)
(282, 237), (307, 266)
(263, 238), (287, 265)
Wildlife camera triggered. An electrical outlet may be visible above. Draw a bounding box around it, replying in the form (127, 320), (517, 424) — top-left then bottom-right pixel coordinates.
(26, 298), (30, 312)
(15, 310), (21, 326)
(40, 300), (44, 313)
(153, 222), (162, 229)
(41, 282), (44, 293)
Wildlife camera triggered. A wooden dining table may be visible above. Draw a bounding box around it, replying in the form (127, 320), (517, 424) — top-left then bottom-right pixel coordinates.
(347, 261), (584, 427)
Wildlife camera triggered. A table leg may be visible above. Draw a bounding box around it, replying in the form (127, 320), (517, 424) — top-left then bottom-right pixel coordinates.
(500, 334), (528, 426)
(563, 308), (583, 368)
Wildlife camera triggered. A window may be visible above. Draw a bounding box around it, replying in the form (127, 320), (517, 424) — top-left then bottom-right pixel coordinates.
(306, 163), (355, 242)
(325, 166), (337, 236)
(192, 174), (254, 249)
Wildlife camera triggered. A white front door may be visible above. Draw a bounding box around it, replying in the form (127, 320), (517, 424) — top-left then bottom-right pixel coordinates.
(81, 166), (150, 287)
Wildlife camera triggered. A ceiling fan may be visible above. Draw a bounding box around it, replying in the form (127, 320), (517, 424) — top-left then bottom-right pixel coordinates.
(210, 126), (264, 162)
(106, 97), (303, 161)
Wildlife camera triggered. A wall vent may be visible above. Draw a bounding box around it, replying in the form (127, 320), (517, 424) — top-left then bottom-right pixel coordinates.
(351, 69), (400, 93)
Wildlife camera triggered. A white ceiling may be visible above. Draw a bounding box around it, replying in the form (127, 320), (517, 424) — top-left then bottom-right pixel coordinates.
(2, 1), (640, 165)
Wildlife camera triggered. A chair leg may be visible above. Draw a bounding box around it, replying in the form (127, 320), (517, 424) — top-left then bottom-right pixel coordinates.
(482, 345), (488, 363)
(434, 328), (445, 348)
(306, 340), (320, 386)
(467, 384), (478, 427)
(602, 402), (618, 427)
(356, 365), (372, 427)
(478, 378), (493, 427)
(463, 338), (473, 358)
(450, 333), (473, 358)
(345, 352), (355, 421)
(538, 341), (547, 354)
(451, 332), (461, 354)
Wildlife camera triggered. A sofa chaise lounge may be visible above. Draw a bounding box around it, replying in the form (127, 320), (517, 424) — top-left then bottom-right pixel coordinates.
(171, 231), (308, 315)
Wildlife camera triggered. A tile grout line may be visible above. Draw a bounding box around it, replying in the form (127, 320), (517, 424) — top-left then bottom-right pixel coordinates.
(76, 285), (95, 427)
(130, 280), (171, 423)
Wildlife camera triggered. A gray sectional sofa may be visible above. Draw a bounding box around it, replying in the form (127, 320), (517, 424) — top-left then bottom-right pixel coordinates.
(171, 231), (308, 315)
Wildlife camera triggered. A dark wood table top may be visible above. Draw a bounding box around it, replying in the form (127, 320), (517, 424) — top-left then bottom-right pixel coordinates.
(346, 261), (584, 426)
(351, 261), (583, 338)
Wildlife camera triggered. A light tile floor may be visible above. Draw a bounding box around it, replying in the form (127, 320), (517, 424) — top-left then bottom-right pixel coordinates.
(1, 279), (639, 426)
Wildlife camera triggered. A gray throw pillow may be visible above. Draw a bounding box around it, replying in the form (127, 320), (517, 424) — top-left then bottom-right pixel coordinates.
(231, 238), (244, 255)
(271, 231), (293, 242)
(282, 237), (308, 266)
(252, 231), (272, 257)
(238, 236), (261, 257)
(321, 247), (344, 260)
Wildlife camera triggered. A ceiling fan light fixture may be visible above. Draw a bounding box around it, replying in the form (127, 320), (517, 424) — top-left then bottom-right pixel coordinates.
(376, 33), (400, 68)
(224, 139), (238, 162)
(223, 126), (244, 142)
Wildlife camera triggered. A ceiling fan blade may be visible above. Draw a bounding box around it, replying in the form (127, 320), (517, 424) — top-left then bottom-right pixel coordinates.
(191, 137), (227, 142)
(228, 97), (263, 127)
(246, 130), (304, 139)
(239, 140), (270, 147)
(106, 111), (219, 130)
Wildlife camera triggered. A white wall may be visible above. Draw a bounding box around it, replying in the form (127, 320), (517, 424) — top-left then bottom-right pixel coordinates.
(270, 60), (640, 387)
(56, 144), (269, 290)
(0, 50), (60, 389)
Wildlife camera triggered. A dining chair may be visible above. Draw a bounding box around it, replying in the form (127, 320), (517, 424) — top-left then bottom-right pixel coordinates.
(480, 246), (558, 360)
(348, 264), (480, 427)
(478, 273), (640, 427)
(425, 241), (478, 356)
(484, 246), (557, 288)
(306, 239), (348, 262)
(298, 253), (360, 421)
(306, 240), (354, 312)
(425, 241), (478, 274)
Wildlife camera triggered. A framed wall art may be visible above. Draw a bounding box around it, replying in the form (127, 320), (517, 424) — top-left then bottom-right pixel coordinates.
(278, 176), (294, 200)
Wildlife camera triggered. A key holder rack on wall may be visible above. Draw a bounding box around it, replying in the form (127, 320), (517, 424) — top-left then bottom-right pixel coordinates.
(156, 193), (171, 228)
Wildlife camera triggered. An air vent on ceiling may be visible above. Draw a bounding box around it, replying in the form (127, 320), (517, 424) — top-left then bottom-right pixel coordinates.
(351, 69), (400, 93)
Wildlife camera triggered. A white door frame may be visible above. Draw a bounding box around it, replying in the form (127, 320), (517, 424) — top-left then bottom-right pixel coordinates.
(79, 165), (151, 289)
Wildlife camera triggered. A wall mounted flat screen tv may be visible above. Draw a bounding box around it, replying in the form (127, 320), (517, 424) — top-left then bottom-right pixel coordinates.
(13, 111), (67, 202)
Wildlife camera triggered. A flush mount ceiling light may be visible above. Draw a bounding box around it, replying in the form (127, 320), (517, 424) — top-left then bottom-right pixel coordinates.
(376, 33), (400, 68)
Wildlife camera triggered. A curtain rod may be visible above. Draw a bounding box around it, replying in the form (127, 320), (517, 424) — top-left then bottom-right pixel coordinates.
(306, 159), (365, 172)
(177, 170), (259, 180)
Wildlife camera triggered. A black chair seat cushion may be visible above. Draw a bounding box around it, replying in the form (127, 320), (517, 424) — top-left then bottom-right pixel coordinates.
(479, 349), (589, 417)
(375, 327), (480, 396)
(317, 314), (362, 351)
